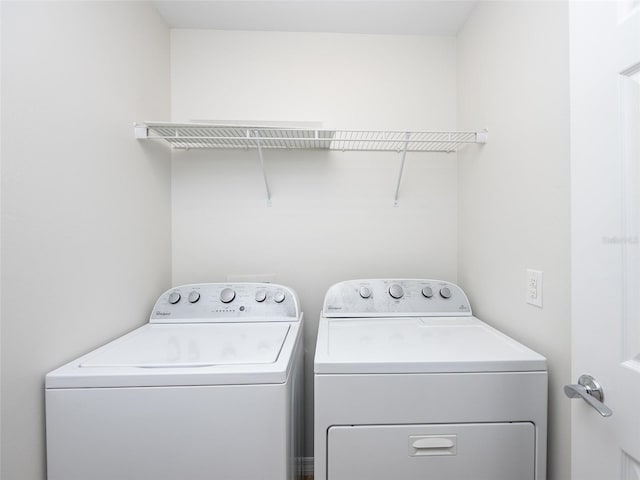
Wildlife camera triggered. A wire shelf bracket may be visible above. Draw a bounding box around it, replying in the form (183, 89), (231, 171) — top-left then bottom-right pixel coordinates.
(135, 122), (488, 205)
(393, 132), (410, 207)
(254, 134), (272, 206)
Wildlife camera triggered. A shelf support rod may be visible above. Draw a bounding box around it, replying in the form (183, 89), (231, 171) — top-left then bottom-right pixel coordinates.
(394, 132), (410, 207)
(254, 133), (272, 206)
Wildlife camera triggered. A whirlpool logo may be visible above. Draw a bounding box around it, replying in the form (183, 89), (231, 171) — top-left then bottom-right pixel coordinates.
(155, 311), (171, 316)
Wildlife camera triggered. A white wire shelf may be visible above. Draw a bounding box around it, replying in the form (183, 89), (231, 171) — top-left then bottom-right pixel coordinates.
(135, 122), (488, 206)
(135, 122), (487, 153)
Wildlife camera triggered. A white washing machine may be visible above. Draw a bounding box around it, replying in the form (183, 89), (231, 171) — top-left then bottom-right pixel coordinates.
(314, 279), (547, 480)
(46, 283), (304, 480)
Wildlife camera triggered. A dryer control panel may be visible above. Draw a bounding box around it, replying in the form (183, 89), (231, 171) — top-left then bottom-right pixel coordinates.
(150, 283), (300, 323)
(323, 279), (471, 318)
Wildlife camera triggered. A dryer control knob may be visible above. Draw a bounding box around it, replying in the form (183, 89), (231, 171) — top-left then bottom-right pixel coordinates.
(273, 291), (286, 303)
(220, 288), (236, 304)
(359, 286), (372, 299)
(168, 291), (181, 304)
(422, 286), (433, 298)
(440, 287), (452, 299)
(389, 284), (404, 299)
(188, 291), (200, 303)
(255, 290), (267, 303)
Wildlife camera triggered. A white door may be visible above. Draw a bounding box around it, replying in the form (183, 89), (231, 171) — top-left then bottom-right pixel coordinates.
(570, 1), (640, 479)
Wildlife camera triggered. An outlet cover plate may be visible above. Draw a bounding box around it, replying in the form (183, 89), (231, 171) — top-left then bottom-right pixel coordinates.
(526, 269), (543, 308)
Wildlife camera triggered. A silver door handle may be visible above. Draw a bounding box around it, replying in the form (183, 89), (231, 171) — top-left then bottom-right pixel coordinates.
(564, 374), (613, 417)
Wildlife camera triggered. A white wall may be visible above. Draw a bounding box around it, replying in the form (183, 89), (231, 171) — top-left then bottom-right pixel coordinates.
(170, 29), (459, 456)
(0, 0), (4, 474)
(0, 3), (171, 480)
(457, 2), (571, 480)
(0, 5), (573, 477)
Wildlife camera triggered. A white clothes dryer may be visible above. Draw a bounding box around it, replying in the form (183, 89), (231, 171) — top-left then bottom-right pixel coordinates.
(46, 283), (304, 480)
(314, 279), (547, 480)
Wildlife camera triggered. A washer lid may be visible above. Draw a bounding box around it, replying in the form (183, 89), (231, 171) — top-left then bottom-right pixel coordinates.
(80, 323), (289, 368)
(47, 322), (299, 388)
(314, 316), (546, 374)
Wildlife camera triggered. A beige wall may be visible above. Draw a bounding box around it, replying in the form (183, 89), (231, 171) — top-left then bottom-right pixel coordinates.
(457, 2), (571, 480)
(0, 3), (171, 479)
(170, 29), (459, 456)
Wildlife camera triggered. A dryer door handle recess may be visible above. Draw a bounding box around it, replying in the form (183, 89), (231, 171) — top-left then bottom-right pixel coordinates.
(564, 374), (613, 417)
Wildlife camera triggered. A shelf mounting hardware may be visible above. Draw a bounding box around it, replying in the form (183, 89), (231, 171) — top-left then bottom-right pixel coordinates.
(134, 124), (149, 139)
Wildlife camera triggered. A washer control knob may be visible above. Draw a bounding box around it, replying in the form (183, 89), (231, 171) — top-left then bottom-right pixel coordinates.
(359, 286), (372, 299)
(220, 288), (236, 304)
(389, 284), (404, 299)
(422, 286), (433, 298)
(188, 291), (200, 303)
(273, 291), (286, 303)
(440, 287), (452, 299)
(168, 292), (181, 304)
(255, 290), (267, 303)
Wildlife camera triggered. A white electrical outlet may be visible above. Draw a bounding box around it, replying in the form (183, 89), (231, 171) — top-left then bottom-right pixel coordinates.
(526, 269), (543, 308)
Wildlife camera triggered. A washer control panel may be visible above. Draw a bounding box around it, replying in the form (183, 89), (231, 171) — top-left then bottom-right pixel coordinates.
(150, 283), (300, 323)
(323, 279), (471, 318)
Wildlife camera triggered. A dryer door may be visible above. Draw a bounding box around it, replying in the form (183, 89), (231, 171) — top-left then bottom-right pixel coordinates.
(328, 422), (535, 480)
